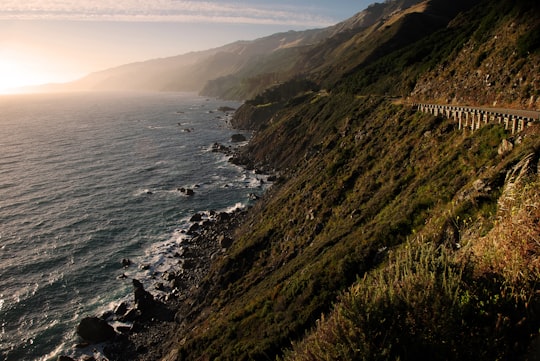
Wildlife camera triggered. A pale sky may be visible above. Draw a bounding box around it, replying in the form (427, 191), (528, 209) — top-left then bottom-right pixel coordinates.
(0, 1), (374, 93)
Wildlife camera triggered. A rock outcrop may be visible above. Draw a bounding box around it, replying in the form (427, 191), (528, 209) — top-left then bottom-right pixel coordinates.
(76, 317), (116, 343)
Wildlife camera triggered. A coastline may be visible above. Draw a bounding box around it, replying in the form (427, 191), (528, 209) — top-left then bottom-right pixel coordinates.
(102, 206), (252, 361)
(58, 140), (271, 361)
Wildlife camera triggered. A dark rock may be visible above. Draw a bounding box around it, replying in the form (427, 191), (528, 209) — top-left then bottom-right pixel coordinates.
(155, 282), (165, 291)
(187, 223), (200, 235)
(211, 142), (228, 153)
(132, 280), (175, 322)
(182, 258), (197, 270)
(190, 213), (203, 222)
(133, 279), (155, 314)
(114, 302), (128, 317)
(231, 133), (247, 142)
(218, 235), (234, 249)
(121, 258), (131, 268)
(218, 106), (236, 112)
(314, 223), (324, 235)
(163, 271), (176, 282)
(136, 345), (148, 354)
(171, 276), (185, 289)
(179, 187), (195, 196)
(116, 325), (132, 334)
(101, 310), (114, 321)
(217, 212), (231, 221)
(120, 308), (141, 322)
(57, 356), (75, 361)
(76, 317), (116, 343)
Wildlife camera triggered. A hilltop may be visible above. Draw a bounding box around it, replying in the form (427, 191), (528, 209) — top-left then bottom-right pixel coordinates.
(70, 0), (540, 360)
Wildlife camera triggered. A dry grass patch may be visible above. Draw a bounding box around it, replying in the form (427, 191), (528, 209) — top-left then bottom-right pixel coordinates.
(469, 153), (540, 287)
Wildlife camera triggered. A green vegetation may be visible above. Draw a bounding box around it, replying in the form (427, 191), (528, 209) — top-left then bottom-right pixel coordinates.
(167, 0), (540, 360)
(175, 91), (540, 360)
(284, 152), (540, 361)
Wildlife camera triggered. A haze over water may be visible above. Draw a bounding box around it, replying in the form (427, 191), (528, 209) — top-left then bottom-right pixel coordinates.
(0, 91), (266, 360)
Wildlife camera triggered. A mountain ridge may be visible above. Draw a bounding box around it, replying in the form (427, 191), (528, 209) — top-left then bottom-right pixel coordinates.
(31, 1), (428, 97)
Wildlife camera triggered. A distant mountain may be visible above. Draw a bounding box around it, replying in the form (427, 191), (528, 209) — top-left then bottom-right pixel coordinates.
(33, 28), (331, 94)
(34, 0), (427, 97)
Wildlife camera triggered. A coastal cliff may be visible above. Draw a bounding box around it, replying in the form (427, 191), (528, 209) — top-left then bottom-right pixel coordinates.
(67, 0), (540, 360)
(161, 0), (539, 360)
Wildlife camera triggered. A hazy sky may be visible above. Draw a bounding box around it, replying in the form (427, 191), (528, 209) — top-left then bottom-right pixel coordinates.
(0, 1), (374, 92)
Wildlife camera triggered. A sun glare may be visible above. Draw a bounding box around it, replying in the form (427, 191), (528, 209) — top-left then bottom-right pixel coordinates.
(0, 58), (50, 94)
(0, 48), (83, 94)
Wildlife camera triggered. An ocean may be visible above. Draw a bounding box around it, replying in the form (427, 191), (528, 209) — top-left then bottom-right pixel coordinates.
(0, 92), (266, 360)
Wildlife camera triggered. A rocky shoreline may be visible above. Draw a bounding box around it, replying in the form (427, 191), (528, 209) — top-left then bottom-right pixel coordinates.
(59, 205), (250, 361)
(58, 141), (270, 361)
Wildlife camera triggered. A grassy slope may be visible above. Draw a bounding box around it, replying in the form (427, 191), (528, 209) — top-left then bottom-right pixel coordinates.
(283, 129), (540, 361)
(168, 0), (540, 360)
(174, 95), (539, 360)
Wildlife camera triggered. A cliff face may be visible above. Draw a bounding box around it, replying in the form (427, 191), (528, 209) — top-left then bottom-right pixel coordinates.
(163, 1), (540, 360)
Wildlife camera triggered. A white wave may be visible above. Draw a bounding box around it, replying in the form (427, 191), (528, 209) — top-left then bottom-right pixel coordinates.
(39, 342), (68, 361)
(133, 188), (155, 197)
(223, 202), (245, 213)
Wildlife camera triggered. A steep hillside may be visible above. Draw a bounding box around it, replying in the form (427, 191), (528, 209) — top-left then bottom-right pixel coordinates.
(152, 0), (540, 360)
(229, 0), (490, 131)
(166, 97), (539, 361)
(296, 0), (476, 88)
(200, 0), (427, 99)
(411, 0), (540, 109)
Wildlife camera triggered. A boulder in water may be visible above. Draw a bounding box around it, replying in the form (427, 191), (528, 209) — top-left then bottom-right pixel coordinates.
(190, 213), (203, 222)
(76, 316), (116, 343)
(178, 187), (194, 196)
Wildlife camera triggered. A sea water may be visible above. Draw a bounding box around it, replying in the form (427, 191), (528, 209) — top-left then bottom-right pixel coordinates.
(0, 92), (266, 360)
